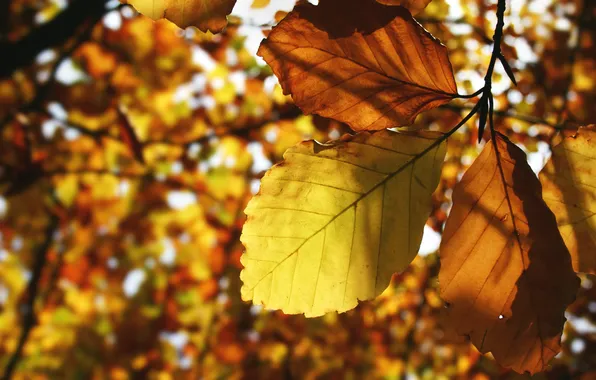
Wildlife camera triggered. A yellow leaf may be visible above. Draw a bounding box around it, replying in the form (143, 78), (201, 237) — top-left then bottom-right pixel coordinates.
(257, 0), (458, 131)
(539, 125), (596, 274)
(439, 133), (579, 374)
(376, 0), (433, 14)
(240, 130), (446, 317)
(121, 0), (237, 33)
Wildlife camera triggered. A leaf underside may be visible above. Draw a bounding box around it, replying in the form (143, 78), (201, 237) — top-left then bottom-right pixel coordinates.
(240, 130), (446, 317)
(257, 0), (458, 131)
(439, 133), (579, 374)
(540, 125), (596, 274)
(121, 0), (237, 33)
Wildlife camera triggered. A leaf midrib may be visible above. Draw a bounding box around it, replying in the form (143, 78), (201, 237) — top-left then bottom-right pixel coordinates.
(246, 134), (445, 292)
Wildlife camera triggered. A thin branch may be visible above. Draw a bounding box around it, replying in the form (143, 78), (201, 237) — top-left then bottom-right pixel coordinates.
(440, 104), (575, 131)
(0, 3), (106, 135)
(1, 211), (59, 380)
(0, 0), (107, 79)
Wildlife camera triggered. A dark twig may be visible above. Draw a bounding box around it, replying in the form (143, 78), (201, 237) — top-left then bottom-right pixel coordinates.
(1, 210), (59, 380)
(0, 0), (107, 79)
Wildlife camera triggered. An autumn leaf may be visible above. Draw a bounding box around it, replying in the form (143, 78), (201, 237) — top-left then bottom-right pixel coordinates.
(257, 0), (458, 131)
(117, 108), (145, 164)
(240, 130), (446, 317)
(376, 0), (433, 15)
(439, 133), (579, 374)
(539, 125), (596, 274)
(121, 0), (237, 33)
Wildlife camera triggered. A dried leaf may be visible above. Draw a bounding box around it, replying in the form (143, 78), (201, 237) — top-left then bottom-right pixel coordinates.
(240, 130), (446, 317)
(121, 0), (237, 33)
(439, 133), (579, 374)
(118, 109), (145, 164)
(539, 125), (596, 274)
(375, 0), (433, 14)
(257, 0), (458, 131)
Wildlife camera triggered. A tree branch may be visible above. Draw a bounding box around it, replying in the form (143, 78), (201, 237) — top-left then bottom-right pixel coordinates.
(1, 211), (59, 380)
(0, 0), (108, 79)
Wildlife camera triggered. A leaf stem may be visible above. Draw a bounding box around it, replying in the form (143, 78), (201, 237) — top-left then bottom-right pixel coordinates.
(458, 88), (484, 99)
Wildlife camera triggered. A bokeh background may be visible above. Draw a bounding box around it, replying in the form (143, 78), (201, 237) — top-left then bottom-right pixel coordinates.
(0, 0), (595, 378)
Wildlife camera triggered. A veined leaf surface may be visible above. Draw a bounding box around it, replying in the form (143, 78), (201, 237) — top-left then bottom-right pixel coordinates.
(439, 133), (579, 374)
(539, 125), (596, 274)
(257, 0), (458, 131)
(240, 130), (446, 317)
(121, 0), (236, 33)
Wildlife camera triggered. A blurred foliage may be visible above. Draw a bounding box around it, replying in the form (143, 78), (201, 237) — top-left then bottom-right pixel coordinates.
(0, 0), (595, 378)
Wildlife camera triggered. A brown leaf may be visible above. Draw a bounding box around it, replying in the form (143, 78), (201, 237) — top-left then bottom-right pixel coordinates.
(257, 0), (457, 131)
(375, 0), (432, 14)
(121, 0), (237, 33)
(118, 108), (145, 164)
(439, 133), (579, 374)
(539, 125), (596, 274)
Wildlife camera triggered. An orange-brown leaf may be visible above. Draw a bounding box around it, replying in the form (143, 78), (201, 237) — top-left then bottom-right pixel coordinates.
(539, 125), (596, 274)
(376, 0), (433, 14)
(257, 0), (457, 131)
(439, 133), (579, 374)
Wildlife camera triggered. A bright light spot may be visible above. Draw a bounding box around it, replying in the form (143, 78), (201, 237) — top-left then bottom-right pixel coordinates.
(0, 286), (8, 305)
(571, 338), (586, 354)
(47, 102), (68, 120)
(219, 277), (230, 290)
(418, 225), (441, 256)
(123, 269), (146, 297)
(247, 142), (272, 174)
(498, 314), (504, 320)
(170, 161), (184, 175)
(159, 238), (177, 266)
(0, 196), (7, 218)
(229, 71), (247, 95)
(191, 46), (217, 72)
(0, 249), (8, 262)
(105, 0), (121, 9)
(514, 38), (538, 63)
(173, 83), (194, 104)
(107, 257), (119, 269)
(11, 237), (23, 251)
(265, 128), (278, 143)
(167, 191), (197, 210)
(103, 10), (122, 30)
(211, 77), (225, 90)
(263, 75), (278, 94)
(159, 331), (188, 350)
(36, 49), (56, 65)
(329, 129), (341, 140)
(250, 304), (263, 315)
(566, 313), (596, 334)
(64, 127), (81, 141)
(508, 89), (523, 104)
(121, 5), (136, 18)
(42, 119), (63, 139)
(192, 73), (207, 92)
(216, 292), (229, 305)
(56, 59), (89, 85)
(226, 47), (239, 66)
(250, 179), (261, 194)
(588, 301), (596, 313)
